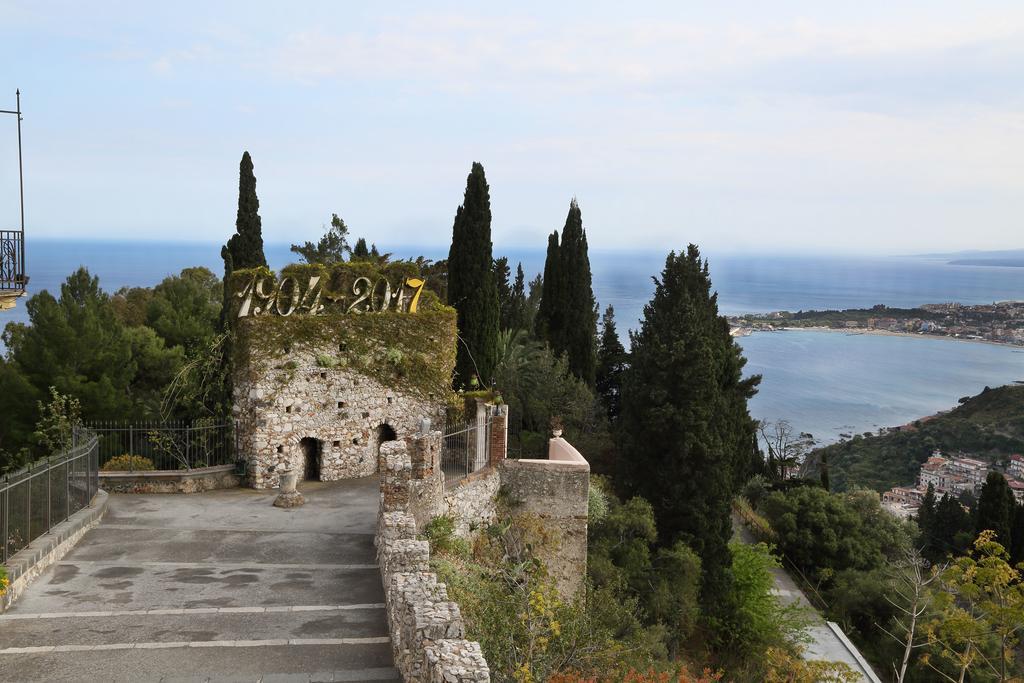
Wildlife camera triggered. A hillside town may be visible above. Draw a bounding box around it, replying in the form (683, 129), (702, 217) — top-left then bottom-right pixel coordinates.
(731, 300), (1024, 345)
(882, 451), (1024, 518)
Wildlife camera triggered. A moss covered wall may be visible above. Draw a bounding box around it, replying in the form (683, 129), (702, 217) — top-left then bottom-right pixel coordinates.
(230, 263), (457, 488)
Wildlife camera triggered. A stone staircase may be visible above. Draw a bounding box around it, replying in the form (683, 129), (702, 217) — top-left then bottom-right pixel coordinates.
(0, 478), (399, 682)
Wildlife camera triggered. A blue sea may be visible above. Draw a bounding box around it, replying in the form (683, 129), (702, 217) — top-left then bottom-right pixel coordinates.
(6, 239), (1024, 445)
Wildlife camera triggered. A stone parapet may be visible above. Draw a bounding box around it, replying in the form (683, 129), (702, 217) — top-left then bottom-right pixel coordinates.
(99, 464), (240, 494)
(376, 438), (491, 682)
(498, 437), (590, 598)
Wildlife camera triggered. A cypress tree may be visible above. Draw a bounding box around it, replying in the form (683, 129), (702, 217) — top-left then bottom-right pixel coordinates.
(617, 245), (760, 616)
(557, 200), (598, 385)
(819, 452), (830, 491)
(934, 493), (973, 557)
(447, 162), (500, 387)
(494, 256), (513, 330)
(918, 483), (937, 542)
(976, 471), (1016, 547)
(535, 232), (561, 343)
(223, 151), (268, 272)
(507, 263), (528, 333)
(595, 305), (627, 421)
(351, 238), (370, 261)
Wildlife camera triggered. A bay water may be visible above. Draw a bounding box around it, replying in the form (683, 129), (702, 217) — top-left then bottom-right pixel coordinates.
(7, 239), (1024, 445)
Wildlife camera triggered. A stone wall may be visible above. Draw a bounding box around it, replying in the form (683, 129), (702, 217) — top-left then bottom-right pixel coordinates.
(235, 358), (443, 488)
(231, 301), (457, 490)
(377, 439), (491, 682)
(99, 464), (240, 494)
(442, 468), (500, 538)
(499, 437), (590, 597)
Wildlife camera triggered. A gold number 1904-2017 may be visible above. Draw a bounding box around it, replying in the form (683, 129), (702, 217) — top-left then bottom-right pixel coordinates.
(236, 275), (427, 318)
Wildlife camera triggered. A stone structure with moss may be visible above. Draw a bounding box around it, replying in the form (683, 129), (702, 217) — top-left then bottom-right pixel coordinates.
(229, 263), (457, 489)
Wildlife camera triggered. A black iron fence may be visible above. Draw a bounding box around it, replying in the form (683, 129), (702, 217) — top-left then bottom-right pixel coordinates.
(0, 229), (26, 292)
(441, 416), (493, 487)
(506, 409), (547, 459)
(1, 428), (99, 563)
(89, 420), (235, 472)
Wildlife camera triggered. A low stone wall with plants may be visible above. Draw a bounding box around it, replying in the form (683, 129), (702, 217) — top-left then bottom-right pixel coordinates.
(99, 464), (241, 494)
(441, 468), (500, 538)
(377, 438), (490, 682)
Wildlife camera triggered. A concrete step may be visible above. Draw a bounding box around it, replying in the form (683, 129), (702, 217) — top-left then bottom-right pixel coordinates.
(62, 527), (378, 566)
(0, 642), (398, 682)
(6, 562), (385, 614)
(0, 605), (388, 649)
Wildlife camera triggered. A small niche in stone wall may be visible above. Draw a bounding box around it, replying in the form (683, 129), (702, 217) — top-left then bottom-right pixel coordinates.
(387, 396), (394, 405)
(276, 445), (284, 453)
(362, 411), (370, 418)
(332, 440), (341, 448)
(286, 405), (293, 413)
(338, 401), (346, 409)
(353, 437), (361, 445)
(320, 372), (327, 379)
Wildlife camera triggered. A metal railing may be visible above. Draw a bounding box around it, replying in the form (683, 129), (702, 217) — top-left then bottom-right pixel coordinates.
(1, 428), (99, 563)
(505, 409), (546, 460)
(0, 229), (26, 292)
(89, 420), (235, 472)
(441, 416), (492, 487)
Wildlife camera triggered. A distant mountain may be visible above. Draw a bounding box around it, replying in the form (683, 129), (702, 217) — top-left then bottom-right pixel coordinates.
(803, 384), (1024, 493)
(912, 248), (1024, 267)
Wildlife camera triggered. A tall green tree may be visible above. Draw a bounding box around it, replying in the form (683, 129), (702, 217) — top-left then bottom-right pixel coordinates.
(505, 263), (528, 333)
(534, 201), (598, 385)
(145, 267), (222, 350)
(595, 305), (627, 421)
(290, 214), (350, 264)
(351, 238), (370, 261)
(221, 151), (268, 274)
(535, 232), (561, 343)
(616, 246), (760, 616)
(976, 471), (1016, 548)
(932, 493), (974, 559)
(556, 200), (598, 385)
(494, 256), (513, 330)
(525, 272), (543, 334)
(447, 162), (500, 386)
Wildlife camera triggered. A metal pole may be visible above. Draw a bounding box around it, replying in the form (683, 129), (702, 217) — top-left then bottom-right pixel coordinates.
(16, 89), (24, 281)
(46, 455), (51, 534)
(3, 487), (8, 563)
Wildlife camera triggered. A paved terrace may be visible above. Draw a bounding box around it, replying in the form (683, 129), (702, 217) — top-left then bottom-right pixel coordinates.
(0, 478), (398, 682)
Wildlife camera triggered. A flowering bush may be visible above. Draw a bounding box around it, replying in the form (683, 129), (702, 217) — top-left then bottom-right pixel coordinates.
(101, 454), (156, 471)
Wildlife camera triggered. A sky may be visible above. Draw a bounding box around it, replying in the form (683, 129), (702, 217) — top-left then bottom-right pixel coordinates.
(0, 1), (1022, 254)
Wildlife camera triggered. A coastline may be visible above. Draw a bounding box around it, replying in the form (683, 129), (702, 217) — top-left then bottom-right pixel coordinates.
(742, 325), (1020, 350)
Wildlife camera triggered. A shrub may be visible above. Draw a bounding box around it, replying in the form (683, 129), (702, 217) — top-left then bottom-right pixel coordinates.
(587, 480), (609, 525)
(0, 566), (8, 597)
(423, 515), (470, 558)
(101, 454), (156, 472)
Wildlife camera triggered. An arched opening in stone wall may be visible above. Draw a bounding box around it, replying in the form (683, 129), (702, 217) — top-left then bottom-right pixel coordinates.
(300, 437), (322, 481)
(373, 424), (398, 471)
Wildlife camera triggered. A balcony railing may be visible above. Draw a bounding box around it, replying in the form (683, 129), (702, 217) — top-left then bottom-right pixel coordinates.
(0, 229), (26, 292)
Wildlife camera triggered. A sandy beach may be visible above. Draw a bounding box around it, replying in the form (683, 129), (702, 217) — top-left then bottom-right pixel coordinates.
(741, 325), (1022, 350)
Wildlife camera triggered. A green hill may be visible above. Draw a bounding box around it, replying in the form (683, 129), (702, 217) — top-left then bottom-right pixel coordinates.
(805, 384), (1024, 493)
